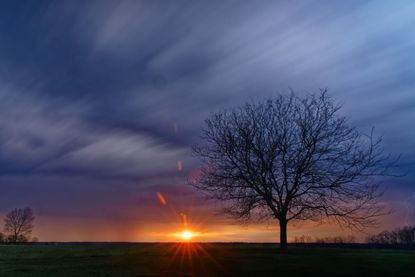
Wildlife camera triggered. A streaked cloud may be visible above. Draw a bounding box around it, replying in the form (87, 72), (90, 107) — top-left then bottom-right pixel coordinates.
(0, 0), (414, 241)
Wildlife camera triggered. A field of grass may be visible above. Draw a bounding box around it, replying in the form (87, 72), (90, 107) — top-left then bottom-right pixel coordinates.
(0, 243), (414, 276)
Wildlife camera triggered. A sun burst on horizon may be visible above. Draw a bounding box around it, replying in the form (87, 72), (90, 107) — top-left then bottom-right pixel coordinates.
(179, 230), (194, 241)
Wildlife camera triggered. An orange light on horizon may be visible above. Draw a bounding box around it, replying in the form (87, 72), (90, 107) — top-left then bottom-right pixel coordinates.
(180, 230), (193, 241)
(172, 230), (200, 242)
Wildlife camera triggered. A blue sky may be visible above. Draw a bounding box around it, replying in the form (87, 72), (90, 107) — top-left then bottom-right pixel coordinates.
(0, 0), (414, 241)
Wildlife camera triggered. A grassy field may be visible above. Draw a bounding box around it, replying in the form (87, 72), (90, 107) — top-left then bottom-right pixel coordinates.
(0, 243), (414, 276)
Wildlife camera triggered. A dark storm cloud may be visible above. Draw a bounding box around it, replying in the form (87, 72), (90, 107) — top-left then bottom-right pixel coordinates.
(0, 0), (414, 232)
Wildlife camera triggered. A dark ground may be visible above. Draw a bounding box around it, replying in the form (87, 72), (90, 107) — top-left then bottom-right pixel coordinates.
(0, 243), (414, 276)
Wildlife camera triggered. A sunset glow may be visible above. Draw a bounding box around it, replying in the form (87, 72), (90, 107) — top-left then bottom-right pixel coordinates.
(0, 0), (413, 245)
(180, 230), (193, 241)
(165, 227), (208, 242)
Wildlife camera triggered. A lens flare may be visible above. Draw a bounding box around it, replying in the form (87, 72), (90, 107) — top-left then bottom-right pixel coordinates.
(176, 160), (183, 171)
(179, 212), (188, 227)
(156, 192), (167, 205)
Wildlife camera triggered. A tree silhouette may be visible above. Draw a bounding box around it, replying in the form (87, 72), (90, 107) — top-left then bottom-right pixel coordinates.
(4, 207), (35, 243)
(192, 91), (396, 249)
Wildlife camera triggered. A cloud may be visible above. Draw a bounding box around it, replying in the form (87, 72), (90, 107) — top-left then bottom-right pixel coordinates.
(0, 80), (191, 179)
(41, 131), (190, 178)
(76, 1), (415, 122)
(0, 1), (414, 240)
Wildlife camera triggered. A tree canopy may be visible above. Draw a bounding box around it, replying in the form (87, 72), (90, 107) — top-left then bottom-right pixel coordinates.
(193, 91), (397, 249)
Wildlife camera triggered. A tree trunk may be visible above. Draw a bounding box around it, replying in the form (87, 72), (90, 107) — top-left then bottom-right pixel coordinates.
(279, 219), (288, 250)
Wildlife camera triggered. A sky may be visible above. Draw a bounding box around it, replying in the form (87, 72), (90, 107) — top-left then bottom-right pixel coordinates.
(0, 0), (414, 242)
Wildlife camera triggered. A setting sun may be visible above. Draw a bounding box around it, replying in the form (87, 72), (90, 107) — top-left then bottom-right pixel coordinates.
(179, 230), (194, 241)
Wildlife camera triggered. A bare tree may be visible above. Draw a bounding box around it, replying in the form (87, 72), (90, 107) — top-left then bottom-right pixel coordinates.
(192, 91), (396, 249)
(4, 207), (35, 243)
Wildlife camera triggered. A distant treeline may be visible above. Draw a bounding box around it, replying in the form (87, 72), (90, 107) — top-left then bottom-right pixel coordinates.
(292, 235), (356, 244)
(366, 225), (415, 245)
(291, 226), (415, 249)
